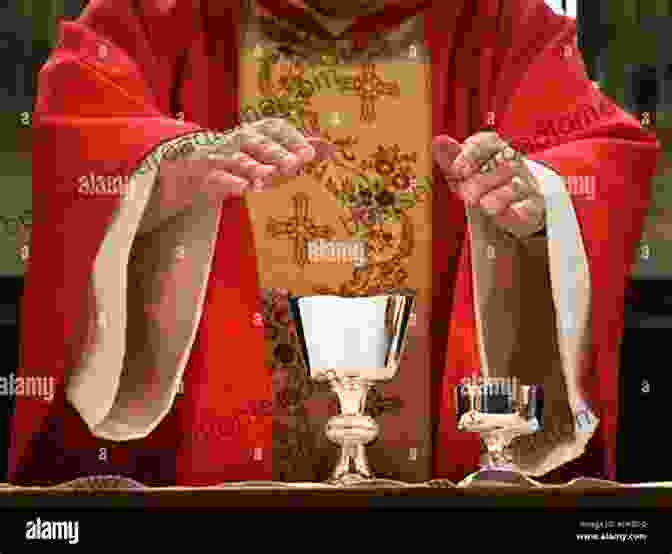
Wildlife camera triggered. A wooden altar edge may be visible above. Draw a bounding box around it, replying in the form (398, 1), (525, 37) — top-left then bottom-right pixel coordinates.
(1, 476), (671, 491)
(0, 477), (671, 510)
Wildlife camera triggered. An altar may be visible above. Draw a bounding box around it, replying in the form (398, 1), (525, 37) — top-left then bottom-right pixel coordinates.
(2, 476), (672, 509)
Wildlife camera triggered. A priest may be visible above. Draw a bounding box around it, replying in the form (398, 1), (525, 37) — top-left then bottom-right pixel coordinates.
(9, 0), (660, 486)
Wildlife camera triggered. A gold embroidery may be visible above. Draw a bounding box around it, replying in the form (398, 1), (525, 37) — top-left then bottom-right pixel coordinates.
(255, 50), (348, 134)
(313, 212), (414, 296)
(299, 136), (431, 295)
(248, 30), (430, 294)
(266, 193), (336, 267)
(340, 63), (401, 123)
(259, 53), (305, 98)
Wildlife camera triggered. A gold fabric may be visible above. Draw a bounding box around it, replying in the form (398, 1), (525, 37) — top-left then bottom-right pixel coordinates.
(241, 8), (435, 481)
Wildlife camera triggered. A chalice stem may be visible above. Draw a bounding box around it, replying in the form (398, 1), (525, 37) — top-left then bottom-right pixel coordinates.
(482, 431), (515, 469)
(330, 376), (370, 415)
(325, 376), (379, 484)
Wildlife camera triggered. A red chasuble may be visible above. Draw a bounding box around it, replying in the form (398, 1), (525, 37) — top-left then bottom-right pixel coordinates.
(9, 0), (660, 485)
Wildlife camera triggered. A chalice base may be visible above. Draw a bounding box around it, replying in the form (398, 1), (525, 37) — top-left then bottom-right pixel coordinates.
(462, 467), (537, 486)
(462, 426), (539, 486)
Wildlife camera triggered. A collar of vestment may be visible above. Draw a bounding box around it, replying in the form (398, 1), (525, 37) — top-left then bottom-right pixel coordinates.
(253, 0), (431, 53)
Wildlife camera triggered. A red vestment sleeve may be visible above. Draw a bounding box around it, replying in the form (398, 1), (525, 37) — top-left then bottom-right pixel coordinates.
(9, 1), (206, 478)
(498, 13), (662, 481)
(429, 1), (661, 483)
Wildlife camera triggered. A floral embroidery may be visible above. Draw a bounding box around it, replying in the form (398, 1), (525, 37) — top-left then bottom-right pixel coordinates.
(298, 136), (432, 295)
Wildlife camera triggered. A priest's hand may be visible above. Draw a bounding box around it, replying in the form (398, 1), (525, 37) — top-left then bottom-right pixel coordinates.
(432, 132), (546, 239)
(161, 118), (333, 199)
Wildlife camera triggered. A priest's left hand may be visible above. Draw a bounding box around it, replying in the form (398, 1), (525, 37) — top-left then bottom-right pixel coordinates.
(432, 132), (546, 239)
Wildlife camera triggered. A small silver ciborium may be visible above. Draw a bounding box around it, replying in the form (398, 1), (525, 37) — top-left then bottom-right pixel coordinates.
(456, 377), (543, 484)
(289, 291), (415, 485)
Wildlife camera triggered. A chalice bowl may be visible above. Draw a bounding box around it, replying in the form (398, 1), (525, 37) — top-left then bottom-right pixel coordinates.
(456, 377), (543, 485)
(288, 291), (415, 485)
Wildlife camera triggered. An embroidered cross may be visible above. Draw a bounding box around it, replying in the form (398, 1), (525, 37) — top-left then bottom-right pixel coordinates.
(266, 192), (335, 267)
(340, 63), (400, 123)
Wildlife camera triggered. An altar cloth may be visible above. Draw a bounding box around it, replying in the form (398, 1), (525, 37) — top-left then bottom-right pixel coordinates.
(2, 475), (672, 490)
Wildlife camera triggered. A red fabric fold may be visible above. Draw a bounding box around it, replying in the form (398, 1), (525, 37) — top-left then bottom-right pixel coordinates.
(10, 8), (203, 485)
(427, 0), (660, 482)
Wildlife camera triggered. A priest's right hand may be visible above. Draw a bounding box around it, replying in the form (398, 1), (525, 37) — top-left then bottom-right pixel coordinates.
(161, 118), (333, 200)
